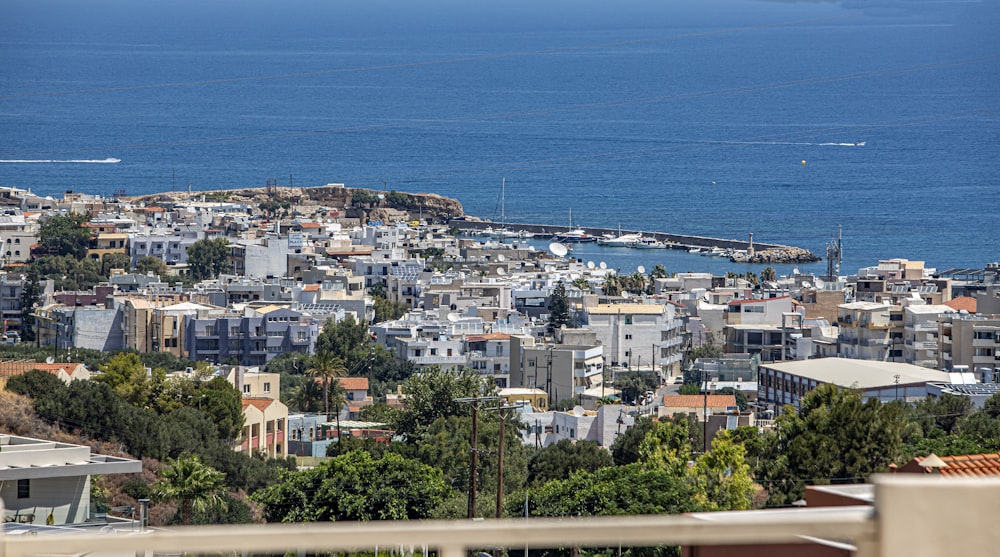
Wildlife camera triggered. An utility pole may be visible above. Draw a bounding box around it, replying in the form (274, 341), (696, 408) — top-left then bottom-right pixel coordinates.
(454, 396), (498, 520)
(702, 365), (712, 453)
(491, 404), (519, 519)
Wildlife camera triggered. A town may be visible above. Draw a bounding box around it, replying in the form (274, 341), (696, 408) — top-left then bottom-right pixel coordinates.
(2, 182), (999, 556)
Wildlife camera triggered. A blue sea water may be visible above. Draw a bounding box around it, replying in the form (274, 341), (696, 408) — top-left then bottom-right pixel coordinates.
(1, 0), (998, 276)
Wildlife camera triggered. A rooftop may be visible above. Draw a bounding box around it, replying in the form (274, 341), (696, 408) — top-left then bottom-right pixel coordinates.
(760, 358), (952, 389)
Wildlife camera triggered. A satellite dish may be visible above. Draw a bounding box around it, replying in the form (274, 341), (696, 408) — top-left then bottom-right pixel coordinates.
(599, 261), (607, 270)
(802, 281), (812, 289)
(793, 267), (800, 275)
(496, 267), (507, 276)
(548, 242), (569, 257)
(815, 278), (826, 289)
(497, 254), (506, 262)
(569, 272), (580, 280)
(46, 356), (55, 364)
(571, 405), (586, 417)
(637, 265), (646, 274)
(447, 313), (459, 322)
(544, 265), (556, 273)
(587, 261), (595, 269)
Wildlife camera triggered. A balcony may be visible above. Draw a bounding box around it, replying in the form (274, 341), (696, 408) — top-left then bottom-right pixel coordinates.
(2, 476), (998, 557)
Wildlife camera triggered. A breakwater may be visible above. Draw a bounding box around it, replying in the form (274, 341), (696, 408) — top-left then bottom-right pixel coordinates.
(449, 219), (820, 264)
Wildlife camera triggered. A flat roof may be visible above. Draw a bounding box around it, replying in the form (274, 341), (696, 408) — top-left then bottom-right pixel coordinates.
(760, 359), (952, 389)
(586, 303), (665, 315)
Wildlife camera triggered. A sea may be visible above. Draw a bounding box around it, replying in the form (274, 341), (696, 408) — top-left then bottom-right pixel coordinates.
(2, 0), (998, 277)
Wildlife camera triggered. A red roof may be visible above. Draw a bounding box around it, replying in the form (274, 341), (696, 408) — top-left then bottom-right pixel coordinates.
(302, 284), (321, 292)
(299, 222), (322, 229)
(901, 453), (1000, 477)
(662, 394), (738, 408)
(241, 397), (276, 412)
(466, 333), (511, 342)
(337, 377), (369, 391)
(943, 297), (977, 313)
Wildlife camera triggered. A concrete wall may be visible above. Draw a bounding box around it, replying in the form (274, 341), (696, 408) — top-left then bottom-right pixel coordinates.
(0, 475), (91, 525)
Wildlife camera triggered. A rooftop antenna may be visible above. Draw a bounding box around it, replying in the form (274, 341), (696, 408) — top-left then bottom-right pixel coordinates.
(825, 225), (842, 280)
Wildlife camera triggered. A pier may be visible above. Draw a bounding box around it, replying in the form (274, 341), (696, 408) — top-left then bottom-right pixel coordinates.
(448, 219), (820, 263)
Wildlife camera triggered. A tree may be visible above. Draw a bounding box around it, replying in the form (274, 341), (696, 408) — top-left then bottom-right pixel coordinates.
(306, 351), (347, 417)
(616, 371), (660, 405)
(135, 256), (169, 278)
(38, 213), (91, 259)
(101, 252), (131, 276)
(760, 267), (777, 282)
(153, 454), (227, 525)
(192, 377), (245, 441)
(756, 385), (907, 505)
(94, 352), (159, 408)
(912, 393), (974, 435)
(715, 387), (749, 411)
(373, 295), (409, 323)
(393, 366), (495, 439)
(528, 439), (613, 486)
(186, 237), (229, 280)
(252, 450), (451, 522)
(547, 281), (571, 333)
(610, 416), (657, 466)
(679, 383), (700, 395)
(18, 265), (42, 342)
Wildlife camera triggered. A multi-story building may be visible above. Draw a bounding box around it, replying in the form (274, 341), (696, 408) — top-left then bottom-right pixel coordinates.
(0, 434), (141, 526)
(940, 313), (1000, 377)
(836, 301), (903, 361)
(723, 297), (797, 362)
(758, 359), (954, 411)
(129, 227), (203, 267)
(465, 333), (513, 386)
(0, 208), (37, 264)
(239, 397), (288, 458)
(509, 336), (605, 407)
(903, 304), (954, 368)
(186, 306), (320, 366)
(582, 302), (686, 374)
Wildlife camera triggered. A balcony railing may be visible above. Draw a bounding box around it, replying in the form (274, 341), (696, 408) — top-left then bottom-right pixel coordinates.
(3, 476), (999, 557)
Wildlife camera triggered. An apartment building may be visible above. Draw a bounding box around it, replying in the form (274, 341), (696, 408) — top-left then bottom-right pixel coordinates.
(582, 302), (686, 374)
(836, 301), (903, 362)
(903, 304), (954, 368)
(509, 336), (605, 407)
(940, 313), (1000, 376)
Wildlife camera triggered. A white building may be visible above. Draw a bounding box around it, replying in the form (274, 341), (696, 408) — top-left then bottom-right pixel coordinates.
(0, 434), (141, 525)
(582, 302), (685, 374)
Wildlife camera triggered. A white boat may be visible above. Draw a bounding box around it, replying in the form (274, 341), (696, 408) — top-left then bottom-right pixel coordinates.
(855, 140), (866, 147)
(554, 209), (597, 243)
(491, 177), (533, 240)
(597, 225), (642, 246)
(628, 237), (668, 249)
(688, 247), (705, 254)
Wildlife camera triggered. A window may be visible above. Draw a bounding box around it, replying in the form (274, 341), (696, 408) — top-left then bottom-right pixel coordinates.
(243, 384), (250, 394)
(744, 305), (764, 313)
(625, 316), (633, 325)
(625, 334), (632, 340)
(17, 479), (29, 499)
(263, 382), (271, 393)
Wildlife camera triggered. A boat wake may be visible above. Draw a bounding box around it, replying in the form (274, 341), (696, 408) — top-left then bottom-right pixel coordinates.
(0, 157), (122, 164)
(697, 140), (864, 147)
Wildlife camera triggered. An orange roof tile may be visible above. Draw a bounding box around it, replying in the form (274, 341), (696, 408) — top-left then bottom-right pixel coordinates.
(909, 453), (1000, 477)
(662, 394), (738, 408)
(337, 377), (369, 391)
(943, 297), (977, 313)
(241, 397), (276, 411)
(466, 333), (511, 342)
(0, 361), (86, 378)
(302, 284), (321, 292)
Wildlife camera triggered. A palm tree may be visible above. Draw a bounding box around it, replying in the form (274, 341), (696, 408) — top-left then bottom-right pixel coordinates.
(307, 350), (347, 417)
(153, 454), (226, 525)
(571, 277), (591, 293)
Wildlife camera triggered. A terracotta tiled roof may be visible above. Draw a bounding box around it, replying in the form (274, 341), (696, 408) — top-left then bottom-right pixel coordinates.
(337, 377), (369, 391)
(943, 297), (977, 313)
(299, 222), (322, 229)
(928, 453), (1000, 477)
(466, 333), (511, 342)
(302, 284), (321, 292)
(662, 394), (738, 408)
(242, 397), (276, 412)
(0, 361), (86, 378)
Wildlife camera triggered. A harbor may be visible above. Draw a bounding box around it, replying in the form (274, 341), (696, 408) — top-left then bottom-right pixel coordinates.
(449, 218), (820, 264)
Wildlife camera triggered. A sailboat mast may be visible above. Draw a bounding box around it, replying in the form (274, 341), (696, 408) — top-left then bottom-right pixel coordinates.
(500, 177), (506, 228)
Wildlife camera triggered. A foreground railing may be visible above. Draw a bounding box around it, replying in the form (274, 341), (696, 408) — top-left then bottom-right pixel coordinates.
(2, 476), (999, 557)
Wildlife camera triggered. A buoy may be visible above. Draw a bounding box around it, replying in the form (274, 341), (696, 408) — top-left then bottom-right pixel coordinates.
(801, 160), (806, 166)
